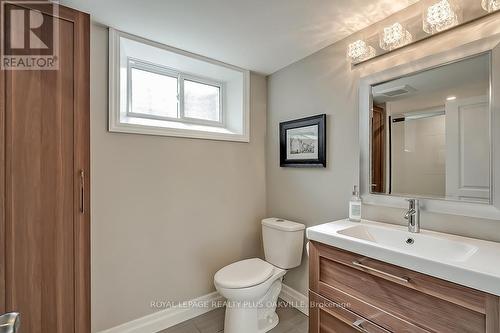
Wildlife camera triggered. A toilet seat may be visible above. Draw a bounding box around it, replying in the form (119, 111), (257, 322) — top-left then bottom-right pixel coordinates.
(214, 258), (274, 289)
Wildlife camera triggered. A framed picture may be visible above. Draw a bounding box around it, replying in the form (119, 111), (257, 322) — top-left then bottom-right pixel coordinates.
(280, 114), (327, 167)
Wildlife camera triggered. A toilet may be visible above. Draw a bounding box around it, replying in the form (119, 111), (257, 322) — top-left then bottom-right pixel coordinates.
(214, 218), (305, 333)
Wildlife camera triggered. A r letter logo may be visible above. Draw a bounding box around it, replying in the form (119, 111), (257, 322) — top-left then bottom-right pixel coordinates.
(1, 1), (59, 70)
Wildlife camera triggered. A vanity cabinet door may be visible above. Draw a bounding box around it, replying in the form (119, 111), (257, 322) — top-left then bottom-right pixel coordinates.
(309, 241), (499, 333)
(309, 292), (390, 333)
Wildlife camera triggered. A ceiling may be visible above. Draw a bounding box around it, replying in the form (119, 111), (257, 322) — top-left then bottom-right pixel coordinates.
(61, 0), (418, 74)
(373, 53), (490, 105)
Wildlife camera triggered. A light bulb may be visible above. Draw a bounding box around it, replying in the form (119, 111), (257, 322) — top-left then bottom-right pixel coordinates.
(379, 23), (413, 51)
(482, 0), (500, 12)
(423, 0), (461, 34)
(347, 40), (376, 63)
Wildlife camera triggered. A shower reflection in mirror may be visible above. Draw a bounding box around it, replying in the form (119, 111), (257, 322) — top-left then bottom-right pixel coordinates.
(370, 52), (491, 203)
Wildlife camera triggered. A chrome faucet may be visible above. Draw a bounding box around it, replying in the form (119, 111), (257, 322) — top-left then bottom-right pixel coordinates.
(404, 199), (420, 233)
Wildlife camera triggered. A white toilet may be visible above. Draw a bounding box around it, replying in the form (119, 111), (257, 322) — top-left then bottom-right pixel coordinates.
(214, 218), (305, 333)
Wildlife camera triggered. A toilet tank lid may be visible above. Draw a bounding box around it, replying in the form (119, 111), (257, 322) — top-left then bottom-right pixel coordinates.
(262, 218), (305, 232)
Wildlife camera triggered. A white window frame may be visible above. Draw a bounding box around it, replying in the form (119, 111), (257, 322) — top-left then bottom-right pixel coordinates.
(127, 58), (225, 127)
(109, 28), (250, 143)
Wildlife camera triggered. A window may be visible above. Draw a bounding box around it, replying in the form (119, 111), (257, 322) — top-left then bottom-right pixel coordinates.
(129, 63), (179, 119)
(183, 79), (221, 122)
(128, 59), (223, 126)
(109, 29), (250, 142)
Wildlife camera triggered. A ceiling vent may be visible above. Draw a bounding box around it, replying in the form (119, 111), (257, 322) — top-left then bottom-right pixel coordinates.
(375, 84), (416, 97)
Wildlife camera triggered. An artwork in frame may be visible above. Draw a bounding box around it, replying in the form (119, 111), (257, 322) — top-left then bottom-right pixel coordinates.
(280, 114), (327, 168)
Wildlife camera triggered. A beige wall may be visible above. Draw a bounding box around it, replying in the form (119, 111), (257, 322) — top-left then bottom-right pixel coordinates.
(91, 24), (267, 332)
(266, 12), (500, 296)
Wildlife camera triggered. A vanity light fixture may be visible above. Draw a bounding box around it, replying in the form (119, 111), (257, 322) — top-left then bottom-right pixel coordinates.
(347, 40), (376, 63)
(446, 96), (457, 101)
(348, 0), (492, 65)
(379, 23), (413, 51)
(482, 0), (500, 12)
(423, 0), (462, 34)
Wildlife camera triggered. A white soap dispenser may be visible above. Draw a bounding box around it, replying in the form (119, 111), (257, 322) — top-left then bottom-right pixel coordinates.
(349, 185), (362, 222)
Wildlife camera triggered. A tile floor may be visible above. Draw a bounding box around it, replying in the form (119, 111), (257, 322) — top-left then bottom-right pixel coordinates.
(158, 300), (308, 333)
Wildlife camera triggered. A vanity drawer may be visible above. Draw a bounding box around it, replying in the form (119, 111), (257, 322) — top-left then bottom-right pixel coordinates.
(309, 291), (390, 333)
(309, 241), (490, 333)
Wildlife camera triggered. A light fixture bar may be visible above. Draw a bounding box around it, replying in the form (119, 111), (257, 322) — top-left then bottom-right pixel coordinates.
(345, 0), (495, 65)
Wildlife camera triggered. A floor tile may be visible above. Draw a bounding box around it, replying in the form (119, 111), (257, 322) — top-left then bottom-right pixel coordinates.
(158, 320), (200, 333)
(193, 307), (225, 333)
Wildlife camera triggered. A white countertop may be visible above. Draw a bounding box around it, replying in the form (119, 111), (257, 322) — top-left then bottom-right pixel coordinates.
(306, 219), (500, 296)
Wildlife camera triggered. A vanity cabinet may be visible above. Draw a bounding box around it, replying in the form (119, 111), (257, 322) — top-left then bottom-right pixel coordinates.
(309, 241), (500, 333)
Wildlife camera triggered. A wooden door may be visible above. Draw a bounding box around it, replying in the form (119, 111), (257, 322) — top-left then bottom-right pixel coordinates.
(0, 3), (90, 333)
(371, 106), (386, 193)
(445, 95), (490, 201)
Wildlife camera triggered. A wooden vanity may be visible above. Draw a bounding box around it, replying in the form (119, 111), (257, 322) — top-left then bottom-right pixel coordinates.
(309, 241), (500, 333)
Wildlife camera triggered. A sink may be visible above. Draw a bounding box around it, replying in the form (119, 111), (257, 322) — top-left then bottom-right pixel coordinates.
(306, 219), (500, 296)
(337, 224), (478, 262)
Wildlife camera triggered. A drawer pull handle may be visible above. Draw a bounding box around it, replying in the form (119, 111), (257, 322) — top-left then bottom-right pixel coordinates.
(352, 260), (410, 283)
(353, 319), (369, 333)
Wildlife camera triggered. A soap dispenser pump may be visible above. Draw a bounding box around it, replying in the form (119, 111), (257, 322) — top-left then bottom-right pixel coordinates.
(349, 186), (362, 222)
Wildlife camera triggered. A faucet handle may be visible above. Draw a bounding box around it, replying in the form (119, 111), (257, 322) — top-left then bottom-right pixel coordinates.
(404, 208), (416, 219)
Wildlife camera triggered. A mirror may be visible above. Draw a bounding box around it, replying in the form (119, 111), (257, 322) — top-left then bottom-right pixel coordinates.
(370, 53), (491, 203)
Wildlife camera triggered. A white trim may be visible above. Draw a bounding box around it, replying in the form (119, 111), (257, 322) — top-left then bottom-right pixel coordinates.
(279, 284), (309, 316)
(108, 28), (251, 143)
(359, 35), (500, 220)
(97, 292), (224, 333)
(109, 120), (250, 142)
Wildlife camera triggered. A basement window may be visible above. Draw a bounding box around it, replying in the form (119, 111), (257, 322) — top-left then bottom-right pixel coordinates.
(109, 29), (250, 142)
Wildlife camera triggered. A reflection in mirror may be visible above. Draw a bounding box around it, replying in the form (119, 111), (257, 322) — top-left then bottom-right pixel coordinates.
(370, 53), (490, 203)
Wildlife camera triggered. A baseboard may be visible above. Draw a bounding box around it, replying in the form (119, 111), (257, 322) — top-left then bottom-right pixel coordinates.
(97, 292), (224, 333)
(98, 284), (309, 333)
(279, 284), (310, 316)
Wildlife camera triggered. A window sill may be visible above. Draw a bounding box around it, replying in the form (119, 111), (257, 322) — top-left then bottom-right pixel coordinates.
(109, 115), (250, 142)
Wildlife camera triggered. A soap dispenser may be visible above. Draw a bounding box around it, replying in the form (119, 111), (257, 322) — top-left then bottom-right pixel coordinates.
(349, 186), (362, 222)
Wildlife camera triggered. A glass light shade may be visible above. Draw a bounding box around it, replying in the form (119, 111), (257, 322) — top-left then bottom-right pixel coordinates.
(379, 23), (413, 51)
(482, 0), (500, 12)
(423, 0), (462, 34)
(347, 40), (376, 63)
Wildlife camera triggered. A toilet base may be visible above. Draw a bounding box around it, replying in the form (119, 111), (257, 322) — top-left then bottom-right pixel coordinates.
(223, 279), (282, 333)
(258, 311), (279, 332)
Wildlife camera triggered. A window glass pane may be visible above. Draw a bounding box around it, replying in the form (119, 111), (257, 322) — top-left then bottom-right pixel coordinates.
(131, 68), (178, 118)
(184, 80), (220, 122)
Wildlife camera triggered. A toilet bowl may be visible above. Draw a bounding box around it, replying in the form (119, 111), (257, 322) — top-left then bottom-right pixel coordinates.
(214, 218), (305, 333)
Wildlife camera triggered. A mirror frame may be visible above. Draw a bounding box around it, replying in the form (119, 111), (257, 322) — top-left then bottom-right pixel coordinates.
(359, 35), (500, 220)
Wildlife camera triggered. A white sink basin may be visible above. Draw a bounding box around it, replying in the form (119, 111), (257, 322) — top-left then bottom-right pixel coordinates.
(307, 219), (500, 296)
(337, 224), (478, 262)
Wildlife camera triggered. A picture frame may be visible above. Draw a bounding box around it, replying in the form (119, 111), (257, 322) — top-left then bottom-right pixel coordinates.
(280, 114), (327, 168)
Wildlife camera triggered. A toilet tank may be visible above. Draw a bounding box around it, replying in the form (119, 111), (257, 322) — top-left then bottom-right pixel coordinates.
(262, 218), (305, 269)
